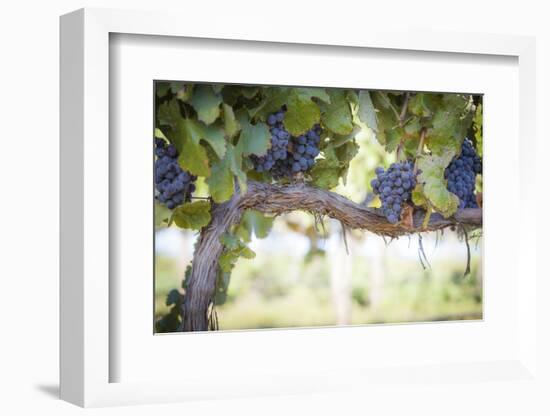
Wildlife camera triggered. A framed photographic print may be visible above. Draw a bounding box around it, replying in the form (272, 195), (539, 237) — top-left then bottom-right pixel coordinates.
(60, 7), (541, 408)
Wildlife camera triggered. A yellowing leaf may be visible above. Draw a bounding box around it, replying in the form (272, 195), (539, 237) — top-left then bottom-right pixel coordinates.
(222, 103), (240, 139)
(417, 151), (459, 217)
(368, 195), (382, 208)
(172, 201), (211, 230)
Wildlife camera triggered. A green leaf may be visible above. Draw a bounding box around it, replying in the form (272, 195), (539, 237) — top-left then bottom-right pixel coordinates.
(248, 87), (290, 119)
(226, 144), (247, 193)
(236, 210), (274, 242)
(427, 94), (472, 156)
(205, 152), (235, 203)
(190, 85), (222, 125)
(241, 86), (260, 99)
(202, 125), (227, 159)
(384, 127), (404, 153)
(177, 119), (211, 177)
(370, 92), (401, 150)
(237, 110), (271, 156)
(334, 140), (359, 185)
(154, 128), (168, 141)
(156, 82), (170, 98)
(157, 99), (182, 127)
(172, 201), (211, 230)
(214, 272), (231, 305)
(411, 184), (428, 207)
(284, 91), (321, 136)
(331, 126), (361, 148)
(417, 150), (460, 217)
(219, 233), (256, 273)
(171, 82), (193, 102)
(310, 145), (341, 189)
(212, 84), (224, 94)
(298, 87), (331, 103)
(474, 103), (483, 156)
(155, 201), (172, 227)
(166, 289), (181, 306)
(222, 103), (241, 139)
(319, 90), (353, 135)
(357, 90), (378, 132)
(408, 93), (432, 117)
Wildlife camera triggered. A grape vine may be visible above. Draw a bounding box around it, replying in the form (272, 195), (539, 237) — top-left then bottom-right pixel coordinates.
(152, 83), (484, 331)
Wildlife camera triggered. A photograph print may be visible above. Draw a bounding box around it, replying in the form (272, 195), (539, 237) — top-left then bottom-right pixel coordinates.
(153, 83), (483, 333)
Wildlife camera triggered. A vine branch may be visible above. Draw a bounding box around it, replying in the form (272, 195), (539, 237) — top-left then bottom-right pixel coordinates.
(181, 181), (482, 331)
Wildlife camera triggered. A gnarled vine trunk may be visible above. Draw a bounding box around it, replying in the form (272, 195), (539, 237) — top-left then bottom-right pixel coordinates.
(182, 181), (482, 331)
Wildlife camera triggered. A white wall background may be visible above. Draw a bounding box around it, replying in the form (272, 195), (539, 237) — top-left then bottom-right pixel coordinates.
(0, 1), (548, 415)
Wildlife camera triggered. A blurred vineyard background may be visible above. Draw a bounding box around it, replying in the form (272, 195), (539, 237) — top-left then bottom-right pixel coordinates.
(155, 118), (482, 331)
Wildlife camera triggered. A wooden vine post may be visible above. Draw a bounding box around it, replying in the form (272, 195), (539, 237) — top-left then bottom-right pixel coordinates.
(182, 181), (482, 332)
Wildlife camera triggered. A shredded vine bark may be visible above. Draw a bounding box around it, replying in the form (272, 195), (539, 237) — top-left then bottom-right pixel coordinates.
(182, 181), (482, 331)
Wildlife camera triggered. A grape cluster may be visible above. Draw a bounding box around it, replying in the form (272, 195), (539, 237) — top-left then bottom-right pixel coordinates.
(252, 108), (321, 178)
(445, 139), (482, 209)
(154, 138), (196, 209)
(371, 161), (417, 224)
(252, 109), (290, 173)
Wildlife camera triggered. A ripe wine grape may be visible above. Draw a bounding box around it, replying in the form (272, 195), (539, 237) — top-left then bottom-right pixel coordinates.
(252, 108), (321, 178)
(371, 160), (417, 224)
(445, 139), (482, 209)
(154, 138), (197, 209)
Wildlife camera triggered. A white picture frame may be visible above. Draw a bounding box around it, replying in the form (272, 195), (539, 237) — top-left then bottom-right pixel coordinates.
(60, 7), (539, 408)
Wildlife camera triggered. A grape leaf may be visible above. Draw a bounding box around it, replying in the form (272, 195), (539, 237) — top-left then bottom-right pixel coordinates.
(284, 91), (321, 136)
(474, 103), (483, 156)
(166, 289), (181, 306)
(331, 126), (361, 148)
(214, 272), (231, 305)
(427, 94), (472, 156)
(357, 90), (378, 132)
(334, 140), (359, 184)
(177, 119), (210, 177)
(190, 85), (222, 125)
(154, 128), (168, 141)
(248, 87), (290, 119)
(222, 103), (240, 139)
(236, 110), (271, 156)
(205, 152), (235, 203)
(157, 99), (182, 127)
(154, 201), (172, 227)
(310, 145), (341, 189)
(411, 184), (428, 206)
(241, 87), (259, 99)
(368, 195), (382, 208)
(157, 100), (210, 176)
(319, 89), (353, 135)
(299, 87), (331, 103)
(226, 144), (247, 193)
(219, 233), (256, 273)
(235, 210), (274, 242)
(212, 84), (224, 94)
(172, 200), (211, 230)
(384, 126), (404, 153)
(171, 82), (193, 102)
(370, 92), (401, 149)
(202, 125), (227, 159)
(417, 151), (460, 217)
(156, 82), (170, 98)
(408, 93), (432, 117)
